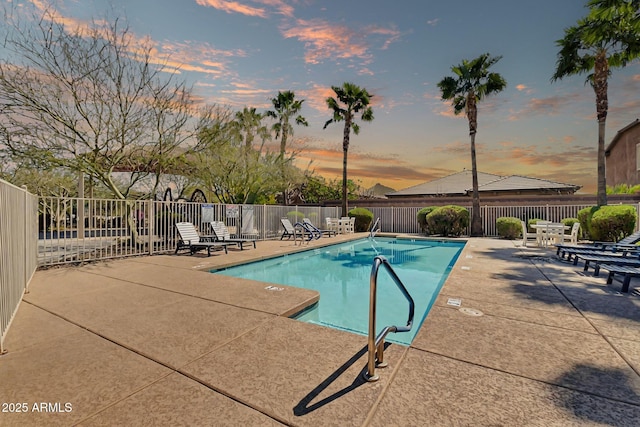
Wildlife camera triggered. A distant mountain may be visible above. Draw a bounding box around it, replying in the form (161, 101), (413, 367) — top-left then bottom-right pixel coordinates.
(366, 183), (396, 198)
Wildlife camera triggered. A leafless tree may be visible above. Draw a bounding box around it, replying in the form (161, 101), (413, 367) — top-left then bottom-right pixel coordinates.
(0, 5), (196, 200)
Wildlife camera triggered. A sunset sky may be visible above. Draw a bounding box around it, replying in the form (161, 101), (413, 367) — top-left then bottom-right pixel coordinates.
(6, 0), (640, 194)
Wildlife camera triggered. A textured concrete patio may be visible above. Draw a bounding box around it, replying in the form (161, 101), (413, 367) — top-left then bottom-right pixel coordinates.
(1, 235), (639, 426)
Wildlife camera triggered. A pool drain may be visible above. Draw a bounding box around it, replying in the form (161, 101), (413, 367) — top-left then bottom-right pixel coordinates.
(459, 307), (483, 316)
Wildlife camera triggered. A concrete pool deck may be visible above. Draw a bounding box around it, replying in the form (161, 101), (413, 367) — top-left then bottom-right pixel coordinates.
(1, 234), (640, 426)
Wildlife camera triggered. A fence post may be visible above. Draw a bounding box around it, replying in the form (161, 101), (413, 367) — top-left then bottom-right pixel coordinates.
(147, 199), (154, 255)
(22, 186), (29, 294)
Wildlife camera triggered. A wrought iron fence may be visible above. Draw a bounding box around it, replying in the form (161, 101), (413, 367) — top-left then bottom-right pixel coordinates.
(362, 203), (639, 237)
(1, 179), (37, 354)
(29, 197), (640, 267)
(36, 197), (340, 267)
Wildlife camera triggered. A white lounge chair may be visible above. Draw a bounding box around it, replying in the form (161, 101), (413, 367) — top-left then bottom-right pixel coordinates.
(280, 218), (312, 240)
(175, 222), (231, 256)
(303, 218), (336, 237)
(210, 221), (256, 250)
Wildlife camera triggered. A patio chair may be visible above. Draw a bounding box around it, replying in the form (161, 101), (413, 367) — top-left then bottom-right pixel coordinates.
(596, 263), (640, 293)
(210, 221), (257, 250)
(303, 218), (336, 237)
(280, 218), (313, 240)
(326, 217), (339, 234)
(575, 253), (640, 276)
(559, 246), (640, 263)
(175, 222), (231, 256)
(565, 222), (581, 245)
(339, 216), (355, 234)
(555, 230), (640, 257)
(520, 220), (538, 247)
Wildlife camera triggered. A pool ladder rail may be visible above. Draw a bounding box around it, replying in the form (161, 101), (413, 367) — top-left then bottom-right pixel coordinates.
(369, 217), (381, 238)
(365, 255), (415, 382)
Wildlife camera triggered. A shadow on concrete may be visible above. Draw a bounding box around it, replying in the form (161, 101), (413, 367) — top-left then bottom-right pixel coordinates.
(293, 342), (391, 417)
(553, 363), (640, 424)
(481, 247), (640, 322)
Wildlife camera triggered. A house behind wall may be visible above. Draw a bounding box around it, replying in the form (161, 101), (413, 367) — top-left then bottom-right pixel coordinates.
(606, 119), (640, 188)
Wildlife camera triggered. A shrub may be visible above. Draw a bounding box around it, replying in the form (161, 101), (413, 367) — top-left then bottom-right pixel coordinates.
(577, 206), (601, 240)
(496, 217), (521, 239)
(561, 217), (579, 228)
(348, 207), (374, 232)
(590, 205), (637, 242)
(527, 218), (543, 233)
(416, 207), (437, 235)
(286, 211), (305, 224)
(426, 205), (469, 237)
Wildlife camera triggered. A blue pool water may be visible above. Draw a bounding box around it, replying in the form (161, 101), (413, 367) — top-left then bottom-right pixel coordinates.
(211, 237), (464, 345)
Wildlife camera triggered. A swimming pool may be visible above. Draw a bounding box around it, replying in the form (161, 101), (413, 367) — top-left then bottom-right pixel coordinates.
(211, 237), (465, 345)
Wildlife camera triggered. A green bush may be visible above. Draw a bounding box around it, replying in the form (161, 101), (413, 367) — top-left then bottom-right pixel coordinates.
(348, 207), (374, 232)
(426, 205), (469, 237)
(561, 217), (579, 228)
(416, 207), (437, 235)
(590, 205), (637, 242)
(527, 218), (543, 233)
(577, 206), (600, 240)
(286, 211), (305, 224)
(496, 217), (521, 239)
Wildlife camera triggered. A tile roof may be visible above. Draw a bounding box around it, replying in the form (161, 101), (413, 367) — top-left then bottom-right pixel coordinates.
(387, 170), (580, 197)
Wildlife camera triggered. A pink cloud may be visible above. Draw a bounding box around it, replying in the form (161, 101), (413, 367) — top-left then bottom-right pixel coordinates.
(195, 0), (267, 18)
(280, 18), (400, 66)
(195, 0), (294, 18)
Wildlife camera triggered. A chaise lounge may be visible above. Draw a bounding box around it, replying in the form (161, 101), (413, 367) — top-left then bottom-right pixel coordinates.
(303, 218), (336, 237)
(175, 222), (232, 256)
(280, 218), (315, 241)
(210, 221), (257, 250)
(555, 230), (640, 257)
(596, 263), (640, 293)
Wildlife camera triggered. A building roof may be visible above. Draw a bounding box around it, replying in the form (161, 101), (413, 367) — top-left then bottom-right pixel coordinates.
(605, 118), (640, 155)
(366, 183), (396, 198)
(386, 170), (581, 197)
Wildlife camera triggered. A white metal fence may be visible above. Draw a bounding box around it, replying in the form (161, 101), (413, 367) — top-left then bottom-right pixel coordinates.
(363, 203), (639, 237)
(36, 198), (638, 267)
(1, 179), (38, 354)
(37, 197), (341, 266)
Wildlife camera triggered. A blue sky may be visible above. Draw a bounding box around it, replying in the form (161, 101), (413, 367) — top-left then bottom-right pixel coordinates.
(7, 0), (640, 193)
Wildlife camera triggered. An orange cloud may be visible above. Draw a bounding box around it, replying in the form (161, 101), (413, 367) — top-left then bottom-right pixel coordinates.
(281, 19), (369, 64)
(509, 93), (581, 120)
(279, 18), (400, 66)
(299, 84), (337, 113)
(195, 0), (267, 18)
(254, 0), (295, 17)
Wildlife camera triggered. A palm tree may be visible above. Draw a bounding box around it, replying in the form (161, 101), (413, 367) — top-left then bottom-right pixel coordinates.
(437, 53), (507, 237)
(266, 90), (308, 204)
(323, 82), (374, 216)
(552, 0), (640, 207)
(233, 107), (269, 149)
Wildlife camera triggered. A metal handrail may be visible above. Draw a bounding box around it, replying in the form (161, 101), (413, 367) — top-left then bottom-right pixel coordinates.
(364, 255), (415, 382)
(369, 217), (380, 238)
